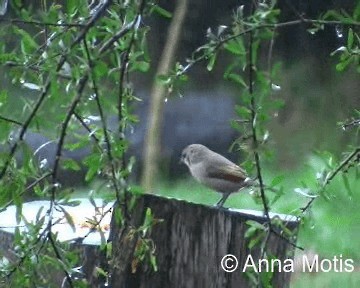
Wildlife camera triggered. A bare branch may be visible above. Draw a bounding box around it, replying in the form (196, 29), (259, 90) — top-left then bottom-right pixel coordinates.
(0, 18), (85, 28)
(0, 115), (23, 126)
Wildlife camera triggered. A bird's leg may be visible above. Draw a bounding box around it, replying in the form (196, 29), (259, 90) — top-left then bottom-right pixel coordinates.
(215, 193), (231, 208)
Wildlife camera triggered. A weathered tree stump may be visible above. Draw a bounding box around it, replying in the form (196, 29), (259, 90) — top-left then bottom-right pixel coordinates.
(110, 194), (299, 288)
(0, 199), (111, 287)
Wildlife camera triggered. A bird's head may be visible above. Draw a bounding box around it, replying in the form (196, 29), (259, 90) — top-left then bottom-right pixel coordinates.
(180, 144), (209, 167)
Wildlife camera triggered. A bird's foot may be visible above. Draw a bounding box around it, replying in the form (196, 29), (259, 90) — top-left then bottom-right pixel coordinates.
(215, 193), (230, 208)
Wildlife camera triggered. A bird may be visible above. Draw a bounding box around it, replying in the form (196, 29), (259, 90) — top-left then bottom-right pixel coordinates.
(180, 144), (254, 207)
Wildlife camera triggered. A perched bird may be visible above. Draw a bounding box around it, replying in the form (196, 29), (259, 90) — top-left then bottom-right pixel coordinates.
(180, 144), (254, 207)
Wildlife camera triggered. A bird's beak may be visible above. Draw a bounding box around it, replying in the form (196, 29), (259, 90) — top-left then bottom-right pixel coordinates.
(179, 153), (187, 165)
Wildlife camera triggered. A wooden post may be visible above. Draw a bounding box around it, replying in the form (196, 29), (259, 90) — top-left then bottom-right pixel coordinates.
(110, 194), (299, 288)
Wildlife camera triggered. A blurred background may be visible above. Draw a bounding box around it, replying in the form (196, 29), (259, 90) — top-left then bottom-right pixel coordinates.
(0, 0), (359, 287)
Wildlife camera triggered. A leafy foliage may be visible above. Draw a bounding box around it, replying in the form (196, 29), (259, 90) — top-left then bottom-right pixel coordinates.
(0, 0), (160, 286)
(0, 0), (359, 287)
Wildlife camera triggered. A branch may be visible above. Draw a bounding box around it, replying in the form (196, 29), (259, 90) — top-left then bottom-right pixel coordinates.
(246, 8), (302, 255)
(179, 17), (360, 77)
(83, 38), (122, 204)
(0, 172), (52, 212)
(99, 22), (134, 54)
(73, 111), (102, 149)
(114, 0), (148, 221)
(0, 81), (52, 181)
(50, 75), (89, 202)
(0, 18), (85, 28)
(4, 61), (72, 80)
(300, 147), (359, 215)
(248, 30), (271, 225)
(0, 115), (23, 126)
(47, 231), (74, 287)
(116, 22), (138, 215)
(325, 147), (360, 185)
(300, 197), (316, 213)
(341, 119), (360, 130)
(0, 0), (111, 182)
(270, 227), (304, 250)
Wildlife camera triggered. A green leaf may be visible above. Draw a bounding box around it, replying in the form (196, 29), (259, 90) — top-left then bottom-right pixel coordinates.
(260, 269), (274, 288)
(245, 226), (257, 239)
(33, 184), (45, 197)
(342, 174), (352, 196)
(59, 199), (81, 207)
(143, 208), (154, 229)
(62, 158), (81, 171)
(248, 233), (264, 249)
(353, 2), (360, 20)
(224, 39), (245, 55)
(0, 90), (8, 107)
(0, 123), (11, 145)
(94, 61), (109, 77)
(270, 187), (284, 205)
(129, 184), (144, 195)
(14, 193), (23, 223)
(150, 254), (158, 272)
(66, 0), (77, 14)
(235, 105), (251, 118)
(83, 154), (102, 182)
(151, 5), (172, 18)
(58, 206), (76, 232)
(270, 175), (285, 187)
(347, 28), (354, 48)
(207, 53), (217, 71)
(225, 73), (247, 88)
(14, 27), (39, 52)
(294, 188), (317, 198)
(132, 61), (150, 73)
(335, 56), (352, 71)
(246, 220), (266, 230)
(95, 266), (108, 277)
(156, 74), (171, 85)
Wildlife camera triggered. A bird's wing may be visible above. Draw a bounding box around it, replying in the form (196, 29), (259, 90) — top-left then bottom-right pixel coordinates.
(206, 162), (248, 183)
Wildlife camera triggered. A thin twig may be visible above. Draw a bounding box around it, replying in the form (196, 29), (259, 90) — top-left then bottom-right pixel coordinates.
(116, 0), (147, 221)
(116, 31), (136, 217)
(248, 30), (271, 226)
(47, 231), (74, 286)
(4, 62), (72, 80)
(69, 206), (113, 244)
(83, 38), (122, 205)
(0, 115), (23, 126)
(0, 18), (85, 27)
(50, 75), (89, 202)
(179, 17), (360, 77)
(300, 197), (316, 213)
(99, 23), (134, 54)
(73, 111), (102, 149)
(270, 227), (304, 250)
(341, 119), (360, 130)
(0, 172), (52, 212)
(5, 221), (49, 279)
(0, 0), (112, 182)
(0, 81), (52, 181)
(325, 147), (360, 185)
(300, 147), (359, 215)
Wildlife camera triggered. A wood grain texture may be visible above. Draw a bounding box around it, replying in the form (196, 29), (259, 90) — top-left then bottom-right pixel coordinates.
(110, 194), (299, 288)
